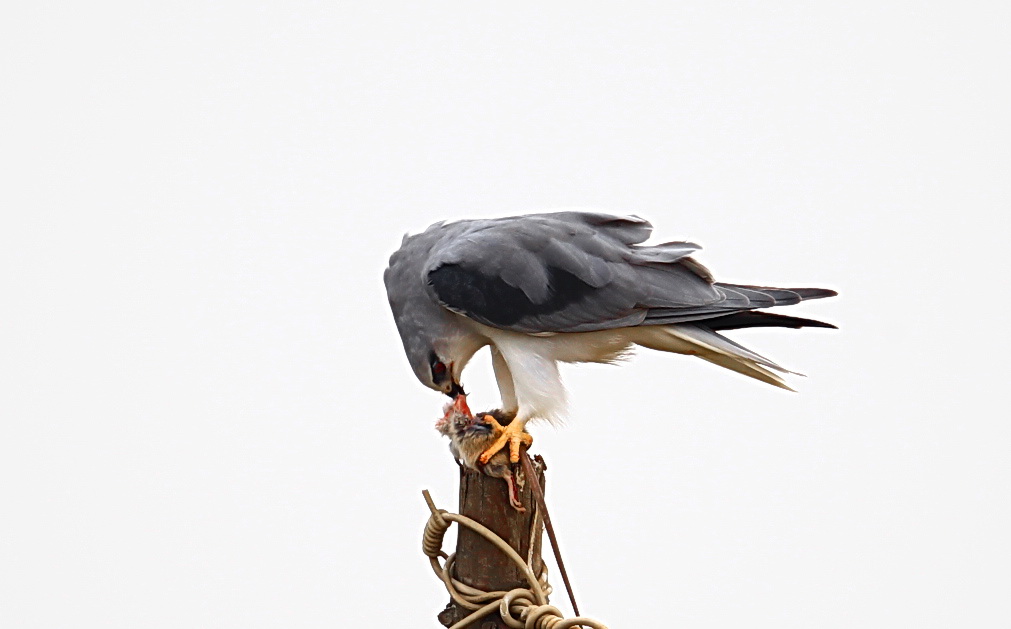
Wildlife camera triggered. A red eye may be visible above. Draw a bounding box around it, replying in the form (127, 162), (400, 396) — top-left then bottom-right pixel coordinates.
(432, 362), (447, 376)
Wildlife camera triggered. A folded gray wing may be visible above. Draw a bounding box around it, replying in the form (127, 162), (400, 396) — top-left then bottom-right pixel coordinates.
(424, 211), (735, 333)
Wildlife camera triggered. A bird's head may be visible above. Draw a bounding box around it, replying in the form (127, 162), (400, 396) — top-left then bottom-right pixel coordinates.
(384, 232), (486, 401)
(391, 307), (485, 401)
(425, 349), (465, 398)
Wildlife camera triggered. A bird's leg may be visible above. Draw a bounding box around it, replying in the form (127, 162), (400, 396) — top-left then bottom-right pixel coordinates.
(478, 413), (532, 465)
(491, 347), (519, 418)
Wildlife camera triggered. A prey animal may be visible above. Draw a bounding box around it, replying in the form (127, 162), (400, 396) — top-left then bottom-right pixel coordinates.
(436, 402), (530, 511)
(385, 210), (836, 465)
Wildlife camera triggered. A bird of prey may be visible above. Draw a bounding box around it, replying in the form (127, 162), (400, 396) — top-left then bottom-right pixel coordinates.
(384, 210), (836, 464)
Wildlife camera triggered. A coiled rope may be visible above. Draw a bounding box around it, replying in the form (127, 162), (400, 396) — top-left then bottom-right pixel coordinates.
(422, 490), (609, 629)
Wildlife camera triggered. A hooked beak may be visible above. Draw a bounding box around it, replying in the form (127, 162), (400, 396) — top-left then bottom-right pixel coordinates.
(447, 380), (466, 399)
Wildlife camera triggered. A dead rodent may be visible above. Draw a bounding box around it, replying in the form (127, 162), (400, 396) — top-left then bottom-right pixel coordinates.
(437, 405), (526, 511)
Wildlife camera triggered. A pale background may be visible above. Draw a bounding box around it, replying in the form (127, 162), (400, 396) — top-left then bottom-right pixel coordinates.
(2, 3), (1008, 628)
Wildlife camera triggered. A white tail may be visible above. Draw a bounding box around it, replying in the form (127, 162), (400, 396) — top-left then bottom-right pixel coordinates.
(631, 324), (798, 390)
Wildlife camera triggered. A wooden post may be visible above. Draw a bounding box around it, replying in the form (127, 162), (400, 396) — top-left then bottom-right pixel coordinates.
(438, 456), (547, 629)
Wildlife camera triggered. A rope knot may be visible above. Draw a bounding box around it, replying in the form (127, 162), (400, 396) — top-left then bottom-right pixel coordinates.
(421, 490), (608, 629)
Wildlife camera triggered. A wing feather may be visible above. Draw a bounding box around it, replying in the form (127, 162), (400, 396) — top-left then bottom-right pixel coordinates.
(422, 211), (833, 334)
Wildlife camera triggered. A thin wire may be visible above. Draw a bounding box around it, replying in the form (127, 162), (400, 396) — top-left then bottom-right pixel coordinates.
(521, 450), (580, 617)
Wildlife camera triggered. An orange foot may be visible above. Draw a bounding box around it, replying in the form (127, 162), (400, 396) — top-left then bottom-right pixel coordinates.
(478, 414), (532, 465)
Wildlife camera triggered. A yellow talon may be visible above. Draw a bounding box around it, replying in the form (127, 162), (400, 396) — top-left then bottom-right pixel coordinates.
(478, 415), (532, 464)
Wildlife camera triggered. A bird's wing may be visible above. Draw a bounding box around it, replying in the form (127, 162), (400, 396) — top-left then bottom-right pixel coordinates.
(423, 211), (796, 334)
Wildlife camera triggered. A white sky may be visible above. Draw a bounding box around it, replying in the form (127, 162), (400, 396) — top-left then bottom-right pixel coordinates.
(2, 2), (1008, 627)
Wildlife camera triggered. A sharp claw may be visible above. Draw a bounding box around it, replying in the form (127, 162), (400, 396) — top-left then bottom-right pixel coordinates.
(478, 441), (502, 465)
(508, 437), (522, 463)
(478, 421), (533, 465)
(507, 432), (534, 463)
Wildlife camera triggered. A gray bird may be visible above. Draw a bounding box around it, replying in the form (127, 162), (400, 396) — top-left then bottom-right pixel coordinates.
(385, 210), (836, 464)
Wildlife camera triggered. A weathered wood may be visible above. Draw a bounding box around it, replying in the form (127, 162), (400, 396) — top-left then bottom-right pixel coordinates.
(438, 456), (546, 629)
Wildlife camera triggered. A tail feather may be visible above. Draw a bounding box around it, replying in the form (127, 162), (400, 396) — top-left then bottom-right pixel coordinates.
(632, 324), (799, 390)
(789, 287), (838, 300)
(668, 324), (795, 374)
(719, 285), (837, 303)
(703, 311), (837, 332)
(715, 283), (838, 306)
(696, 352), (795, 391)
